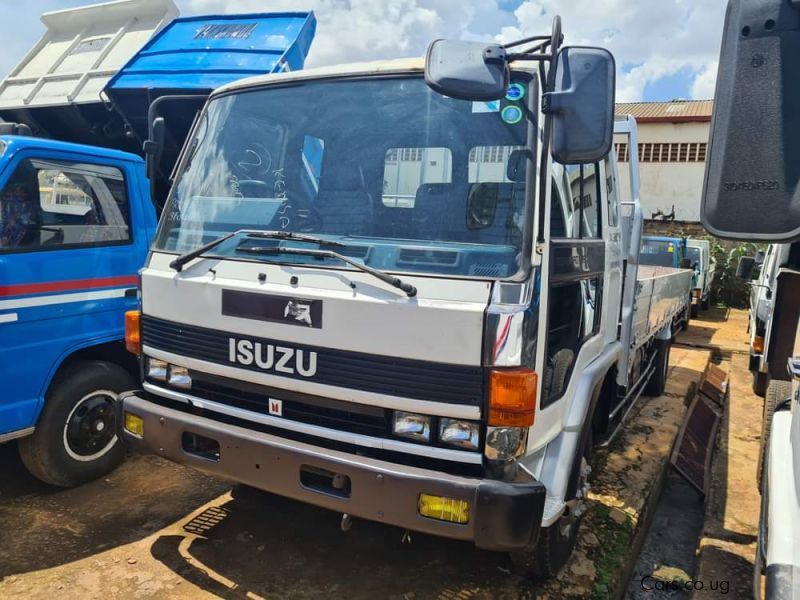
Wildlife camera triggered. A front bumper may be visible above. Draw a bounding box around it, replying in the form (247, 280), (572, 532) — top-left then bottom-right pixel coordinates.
(120, 393), (546, 552)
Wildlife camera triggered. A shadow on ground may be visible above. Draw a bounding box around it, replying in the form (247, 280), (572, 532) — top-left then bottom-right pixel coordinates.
(0, 445), (229, 578)
(148, 486), (530, 600)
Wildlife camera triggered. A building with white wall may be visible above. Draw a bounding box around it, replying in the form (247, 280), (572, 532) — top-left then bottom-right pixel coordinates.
(614, 100), (712, 223)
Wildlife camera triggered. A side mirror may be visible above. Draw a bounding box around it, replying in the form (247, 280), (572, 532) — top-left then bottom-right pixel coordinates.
(424, 40), (509, 101)
(754, 250), (766, 266)
(506, 149), (531, 183)
(144, 117), (166, 183)
(544, 46), (616, 164)
(736, 256), (756, 280)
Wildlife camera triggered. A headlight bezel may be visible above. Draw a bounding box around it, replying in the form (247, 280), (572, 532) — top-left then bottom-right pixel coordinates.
(438, 418), (480, 451)
(145, 357), (168, 381)
(392, 411), (432, 443)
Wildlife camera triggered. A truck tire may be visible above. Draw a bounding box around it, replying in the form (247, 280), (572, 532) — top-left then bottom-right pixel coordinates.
(690, 302), (699, 319)
(682, 306), (690, 331)
(510, 430), (592, 578)
(752, 371), (768, 397)
(756, 379), (792, 492)
(18, 360), (136, 487)
(701, 296), (710, 311)
(643, 338), (671, 397)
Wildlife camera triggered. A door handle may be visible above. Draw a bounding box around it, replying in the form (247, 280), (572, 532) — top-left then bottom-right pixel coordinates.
(124, 288), (138, 299)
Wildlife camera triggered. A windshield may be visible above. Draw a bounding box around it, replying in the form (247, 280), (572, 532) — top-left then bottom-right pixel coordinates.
(154, 75), (532, 279)
(640, 240), (679, 267)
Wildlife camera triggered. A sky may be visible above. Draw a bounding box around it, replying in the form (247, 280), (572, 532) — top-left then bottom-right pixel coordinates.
(0, 0), (726, 102)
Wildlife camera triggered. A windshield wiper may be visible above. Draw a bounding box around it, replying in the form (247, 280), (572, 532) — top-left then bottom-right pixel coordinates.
(169, 229), (344, 272)
(237, 245), (418, 298)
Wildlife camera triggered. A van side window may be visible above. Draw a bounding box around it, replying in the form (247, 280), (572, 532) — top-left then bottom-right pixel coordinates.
(0, 158), (130, 252)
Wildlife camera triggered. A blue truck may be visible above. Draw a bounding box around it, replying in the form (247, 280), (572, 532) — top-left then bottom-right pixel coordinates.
(0, 1), (315, 486)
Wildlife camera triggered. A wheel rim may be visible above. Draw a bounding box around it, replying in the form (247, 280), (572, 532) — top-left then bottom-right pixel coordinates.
(62, 390), (119, 462)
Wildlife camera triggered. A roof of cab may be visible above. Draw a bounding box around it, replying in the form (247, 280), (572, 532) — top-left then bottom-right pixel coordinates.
(213, 57), (425, 96)
(642, 235), (686, 243)
(0, 135), (144, 164)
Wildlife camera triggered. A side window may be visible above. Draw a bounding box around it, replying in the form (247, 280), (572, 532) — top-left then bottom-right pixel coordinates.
(562, 162), (602, 238)
(603, 155), (619, 227)
(0, 158), (130, 252)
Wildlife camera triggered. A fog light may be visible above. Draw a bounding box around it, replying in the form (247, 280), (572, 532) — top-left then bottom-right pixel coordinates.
(146, 357), (167, 381)
(124, 412), (144, 437)
(393, 411), (431, 443)
(168, 365), (192, 389)
(418, 493), (469, 524)
(439, 418), (480, 450)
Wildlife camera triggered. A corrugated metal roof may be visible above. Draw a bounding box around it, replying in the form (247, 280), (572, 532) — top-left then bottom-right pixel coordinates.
(615, 100), (713, 123)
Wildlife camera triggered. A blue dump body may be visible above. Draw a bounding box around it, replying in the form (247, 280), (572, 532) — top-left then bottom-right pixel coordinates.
(107, 12), (316, 93)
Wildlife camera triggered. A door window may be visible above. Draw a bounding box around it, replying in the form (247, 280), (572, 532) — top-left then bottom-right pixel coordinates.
(0, 159), (130, 252)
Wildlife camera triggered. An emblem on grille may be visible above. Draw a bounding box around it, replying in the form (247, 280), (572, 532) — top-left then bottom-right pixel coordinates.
(284, 299), (313, 327)
(229, 338), (317, 377)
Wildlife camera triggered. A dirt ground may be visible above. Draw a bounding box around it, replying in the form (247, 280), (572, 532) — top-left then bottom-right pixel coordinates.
(0, 314), (742, 600)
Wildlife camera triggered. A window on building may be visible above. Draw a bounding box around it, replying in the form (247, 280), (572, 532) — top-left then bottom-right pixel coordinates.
(615, 142), (708, 164)
(0, 158), (130, 252)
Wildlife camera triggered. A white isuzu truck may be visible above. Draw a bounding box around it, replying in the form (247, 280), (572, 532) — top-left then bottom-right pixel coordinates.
(120, 19), (692, 576)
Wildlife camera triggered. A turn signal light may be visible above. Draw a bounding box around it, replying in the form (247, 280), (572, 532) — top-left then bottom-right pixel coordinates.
(753, 335), (764, 354)
(418, 493), (470, 524)
(488, 368), (537, 427)
(125, 310), (141, 355)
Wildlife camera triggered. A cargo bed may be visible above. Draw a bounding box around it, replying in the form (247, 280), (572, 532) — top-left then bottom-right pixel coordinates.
(632, 265), (693, 349)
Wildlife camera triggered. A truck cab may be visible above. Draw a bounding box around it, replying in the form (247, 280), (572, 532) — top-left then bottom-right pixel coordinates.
(639, 235), (688, 269)
(686, 238), (714, 316)
(0, 135), (154, 485)
(120, 28), (692, 577)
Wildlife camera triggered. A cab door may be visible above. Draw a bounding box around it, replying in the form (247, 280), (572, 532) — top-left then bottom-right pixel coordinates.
(0, 149), (149, 432)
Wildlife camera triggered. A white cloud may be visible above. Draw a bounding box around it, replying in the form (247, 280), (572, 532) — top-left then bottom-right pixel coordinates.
(180, 0), (725, 101)
(499, 0), (725, 101)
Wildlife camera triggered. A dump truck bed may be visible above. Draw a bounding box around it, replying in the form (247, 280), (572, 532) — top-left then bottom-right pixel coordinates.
(631, 265), (693, 350)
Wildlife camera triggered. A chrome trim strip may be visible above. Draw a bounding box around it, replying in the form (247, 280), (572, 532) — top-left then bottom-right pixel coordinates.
(0, 426), (34, 443)
(143, 382), (482, 465)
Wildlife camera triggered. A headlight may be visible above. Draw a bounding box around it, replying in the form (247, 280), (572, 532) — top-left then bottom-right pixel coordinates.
(167, 365), (192, 389)
(146, 357), (167, 381)
(392, 411), (431, 443)
(439, 418), (480, 451)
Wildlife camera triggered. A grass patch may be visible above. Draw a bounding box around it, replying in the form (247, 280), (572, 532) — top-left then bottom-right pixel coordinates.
(587, 506), (635, 600)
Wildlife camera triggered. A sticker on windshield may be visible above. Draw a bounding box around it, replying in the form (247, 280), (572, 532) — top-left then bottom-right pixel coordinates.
(472, 100), (500, 113)
(501, 105), (523, 124)
(506, 83), (525, 102)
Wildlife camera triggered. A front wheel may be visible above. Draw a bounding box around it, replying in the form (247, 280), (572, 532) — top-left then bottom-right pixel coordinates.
(18, 360), (137, 487)
(510, 431), (592, 578)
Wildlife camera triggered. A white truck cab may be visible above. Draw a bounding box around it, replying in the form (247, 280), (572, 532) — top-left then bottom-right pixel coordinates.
(686, 238), (714, 316)
(121, 25), (691, 577)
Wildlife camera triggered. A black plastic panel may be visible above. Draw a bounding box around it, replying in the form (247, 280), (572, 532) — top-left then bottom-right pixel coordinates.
(702, 0), (800, 241)
(141, 315), (484, 405)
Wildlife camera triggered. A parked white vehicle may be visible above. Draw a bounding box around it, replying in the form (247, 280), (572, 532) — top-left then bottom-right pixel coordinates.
(120, 24), (692, 577)
(742, 244), (794, 397)
(686, 238), (715, 316)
